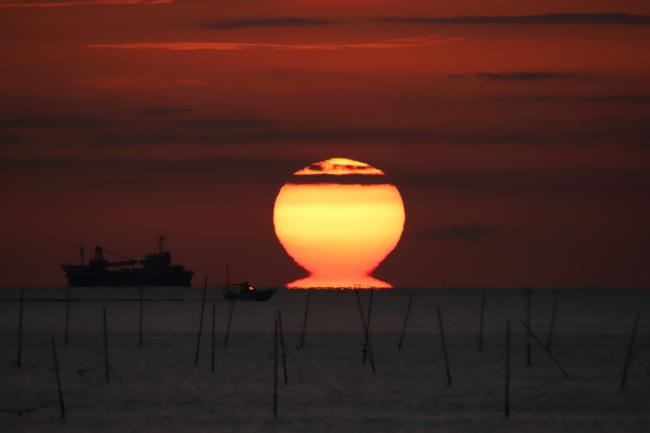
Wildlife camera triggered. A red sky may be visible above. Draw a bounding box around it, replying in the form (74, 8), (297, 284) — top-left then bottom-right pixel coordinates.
(1, 0), (649, 287)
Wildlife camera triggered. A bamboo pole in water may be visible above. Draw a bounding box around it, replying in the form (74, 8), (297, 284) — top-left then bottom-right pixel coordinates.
(64, 290), (71, 347)
(211, 303), (216, 373)
(478, 290), (486, 352)
(138, 286), (144, 348)
(546, 291), (559, 352)
(526, 288), (531, 366)
(520, 320), (572, 380)
(194, 277), (208, 366)
(51, 338), (66, 420)
(620, 313), (640, 390)
(397, 290), (415, 351)
(437, 304), (452, 387)
(297, 290), (311, 350)
(224, 301), (234, 347)
(17, 289), (24, 367)
(277, 310), (288, 385)
(354, 290), (376, 374)
(103, 307), (110, 383)
(273, 318), (278, 418)
(362, 289), (374, 365)
(505, 320), (510, 418)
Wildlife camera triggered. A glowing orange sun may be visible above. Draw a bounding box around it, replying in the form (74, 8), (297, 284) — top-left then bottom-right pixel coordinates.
(273, 158), (405, 288)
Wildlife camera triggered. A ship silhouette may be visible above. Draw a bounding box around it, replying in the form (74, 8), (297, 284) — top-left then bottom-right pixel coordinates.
(62, 236), (193, 287)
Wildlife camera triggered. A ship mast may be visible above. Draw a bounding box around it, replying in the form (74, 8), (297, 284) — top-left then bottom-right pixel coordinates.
(159, 235), (165, 254)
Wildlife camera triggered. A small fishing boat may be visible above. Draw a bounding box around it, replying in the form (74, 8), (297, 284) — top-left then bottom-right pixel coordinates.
(222, 281), (276, 301)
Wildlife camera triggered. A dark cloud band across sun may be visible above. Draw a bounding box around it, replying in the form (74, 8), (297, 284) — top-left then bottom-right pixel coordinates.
(202, 17), (334, 30)
(379, 12), (650, 26)
(0, 0), (169, 8)
(88, 36), (454, 51)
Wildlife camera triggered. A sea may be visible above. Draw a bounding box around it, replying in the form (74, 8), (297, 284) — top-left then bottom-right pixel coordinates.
(0, 287), (648, 433)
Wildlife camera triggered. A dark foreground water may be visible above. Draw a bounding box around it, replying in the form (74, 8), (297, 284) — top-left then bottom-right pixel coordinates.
(0, 287), (648, 433)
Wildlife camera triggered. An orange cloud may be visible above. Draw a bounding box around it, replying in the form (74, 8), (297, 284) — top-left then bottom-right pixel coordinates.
(88, 35), (453, 51)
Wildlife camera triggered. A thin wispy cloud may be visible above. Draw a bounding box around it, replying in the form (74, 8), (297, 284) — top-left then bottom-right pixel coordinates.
(88, 124), (650, 147)
(379, 13), (650, 26)
(495, 94), (650, 103)
(88, 35), (453, 51)
(0, 115), (103, 128)
(449, 71), (590, 81)
(414, 224), (507, 241)
(0, 0), (169, 8)
(141, 107), (193, 116)
(477, 72), (582, 81)
(0, 134), (24, 146)
(203, 17), (334, 30)
(170, 117), (270, 128)
(75, 77), (206, 89)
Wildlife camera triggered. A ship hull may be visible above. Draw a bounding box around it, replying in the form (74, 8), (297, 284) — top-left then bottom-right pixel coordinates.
(62, 265), (193, 287)
(223, 288), (277, 301)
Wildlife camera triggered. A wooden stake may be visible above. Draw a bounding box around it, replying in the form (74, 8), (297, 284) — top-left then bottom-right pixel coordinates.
(211, 303), (216, 373)
(398, 290), (415, 350)
(64, 290), (71, 347)
(354, 290), (376, 374)
(520, 320), (572, 380)
(194, 276), (208, 366)
(478, 290), (486, 352)
(362, 289), (374, 365)
(297, 290), (311, 350)
(273, 318), (278, 418)
(277, 310), (288, 385)
(437, 304), (452, 387)
(51, 338), (66, 420)
(620, 313), (640, 390)
(546, 291), (559, 352)
(138, 286), (144, 348)
(17, 289), (24, 367)
(505, 320), (510, 418)
(103, 307), (110, 383)
(526, 288), (531, 366)
(224, 300), (234, 347)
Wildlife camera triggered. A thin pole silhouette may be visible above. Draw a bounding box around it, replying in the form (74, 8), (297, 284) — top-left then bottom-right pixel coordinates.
(620, 313), (640, 390)
(17, 289), (24, 367)
(51, 338), (66, 420)
(211, 303), (216, 373)
(526, 288), (531, 366)
(277, 310), (288, 385)
(64, 290), (71, 347)
(194, 277), (208, 366)
(478, 290), (486, 352)
(398, 290), (415, 350)
(505, 320), (510, 418)
(224, 301), (234, 347)
(546, 291), (559, 351)
(437, 304), (452, 387)
(273, 318), (278, 418)
(103, 307), (110, 383)
(520, 320), (571, 380)
(297, 290), (311, 350)
(354, 290), (376, 374)
(138, 286), (144, 347)
(362, 289), (374, 365)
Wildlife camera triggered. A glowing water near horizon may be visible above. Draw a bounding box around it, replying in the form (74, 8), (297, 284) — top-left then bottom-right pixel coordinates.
(273, 158), (405, 289)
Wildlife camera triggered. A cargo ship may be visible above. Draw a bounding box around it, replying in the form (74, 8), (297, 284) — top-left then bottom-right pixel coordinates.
(62, 236), (193, 287)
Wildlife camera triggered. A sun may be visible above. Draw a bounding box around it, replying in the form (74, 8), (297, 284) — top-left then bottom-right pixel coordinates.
(273, 157), (405, 288)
